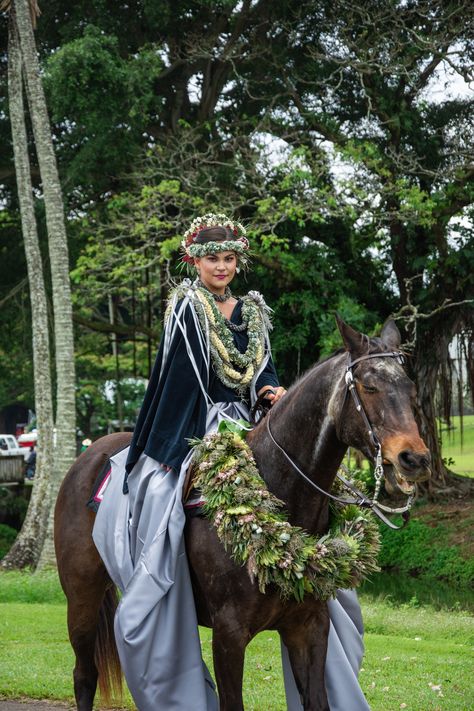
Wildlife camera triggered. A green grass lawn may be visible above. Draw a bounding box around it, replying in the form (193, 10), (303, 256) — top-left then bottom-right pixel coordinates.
(0, 414), (472, 711)
(0, 591), (472, 710)
(440, 414), (474, 477)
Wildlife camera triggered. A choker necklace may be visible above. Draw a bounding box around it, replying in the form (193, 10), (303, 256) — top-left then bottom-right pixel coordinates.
(197, 279), (232, 303)
(225, 317), (247, 332)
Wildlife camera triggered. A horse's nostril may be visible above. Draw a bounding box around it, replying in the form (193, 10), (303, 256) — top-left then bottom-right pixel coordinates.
(420, 454), (431, 470)
(398, 450), (420, 470)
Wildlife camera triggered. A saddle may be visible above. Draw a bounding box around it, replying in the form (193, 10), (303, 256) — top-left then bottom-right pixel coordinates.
(181, 392), (273, 514)
(182, 463), (198, 507)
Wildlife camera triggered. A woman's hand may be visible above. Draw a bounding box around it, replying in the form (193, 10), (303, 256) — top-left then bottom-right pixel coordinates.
(258, 386), (287, 405)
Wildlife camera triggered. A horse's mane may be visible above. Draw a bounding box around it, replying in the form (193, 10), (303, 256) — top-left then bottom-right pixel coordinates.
(280, 348), (346, 399)
(281, 335), (397, 398)
(314, 347), (346, 366)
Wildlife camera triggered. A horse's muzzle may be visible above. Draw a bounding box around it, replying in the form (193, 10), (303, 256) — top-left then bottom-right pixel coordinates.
(382, 447), (431, 496)
(382, 433), (431, 489)
(397, 449), (431, 481)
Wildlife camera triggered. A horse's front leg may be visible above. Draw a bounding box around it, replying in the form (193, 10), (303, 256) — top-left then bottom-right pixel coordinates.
(279, 602), (330, 711)
(212, 619), (249, 711)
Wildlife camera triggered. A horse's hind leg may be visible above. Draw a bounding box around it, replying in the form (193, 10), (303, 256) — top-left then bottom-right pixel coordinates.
(55, 502), (120, 710)
(59, 552), (113, 711)
(212, 621), (249, 711)
(279, 603), (330, 711)
(68, 607), (99, 710)
(54, 435), (130, 709)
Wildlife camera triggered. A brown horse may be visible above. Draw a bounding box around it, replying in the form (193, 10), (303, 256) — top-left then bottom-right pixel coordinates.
(55, 318), (430, 711)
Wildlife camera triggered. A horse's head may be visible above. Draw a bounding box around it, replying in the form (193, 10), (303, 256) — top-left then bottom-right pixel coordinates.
(334, 316), (431, 495)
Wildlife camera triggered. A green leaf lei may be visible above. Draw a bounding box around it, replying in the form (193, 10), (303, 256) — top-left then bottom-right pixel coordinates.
(187, 240), (249, 262)
(191, 428), (381, 602)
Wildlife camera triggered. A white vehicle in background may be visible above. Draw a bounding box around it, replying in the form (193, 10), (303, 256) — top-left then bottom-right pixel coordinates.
(0, 434), (30, 461)
(17, 430), (37, 452)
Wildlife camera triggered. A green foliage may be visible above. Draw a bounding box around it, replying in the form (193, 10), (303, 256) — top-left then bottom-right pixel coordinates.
(217, 418), (250, 438)
(378, 517), (474, 587)
(66, 120), (389, 387)
(75, 336), (147, 436)
(0, 524), (17, 560)
(362, 570), (473, 611)
(348, 466), (376, 496)
(43, 26), (164, 196)
(248, 236), (386, 380)
(0, 570), (65, 603)
(0, 487), (28, 530)
(0, 209), (35, 411)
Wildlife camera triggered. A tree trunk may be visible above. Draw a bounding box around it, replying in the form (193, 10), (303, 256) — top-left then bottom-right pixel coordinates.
(109, 294), (124, 431)
(13, 0), (76, 568)
(412, 321), (474, 497)
(1, 12), (54, 569)
(412, 354), (446, 487)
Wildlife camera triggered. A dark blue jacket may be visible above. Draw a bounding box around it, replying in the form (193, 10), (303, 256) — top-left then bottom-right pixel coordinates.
(124, 298), (278, 490)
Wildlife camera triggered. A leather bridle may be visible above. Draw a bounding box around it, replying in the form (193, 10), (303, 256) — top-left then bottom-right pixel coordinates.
(266, 350), (414, 530)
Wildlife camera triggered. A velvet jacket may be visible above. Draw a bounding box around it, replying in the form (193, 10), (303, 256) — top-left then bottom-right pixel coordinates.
(124, 297), (278, 491)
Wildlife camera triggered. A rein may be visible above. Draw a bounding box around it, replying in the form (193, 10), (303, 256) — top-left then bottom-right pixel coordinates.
(266, 351), (414, 530)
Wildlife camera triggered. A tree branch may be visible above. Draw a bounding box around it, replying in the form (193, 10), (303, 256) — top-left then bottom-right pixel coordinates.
(73, 313), (159, 340)
(391, 274), (474, 350)
(0, 276), (28, 308)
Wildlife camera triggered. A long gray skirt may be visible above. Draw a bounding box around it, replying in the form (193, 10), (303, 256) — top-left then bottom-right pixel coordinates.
(92, 402), (369, 710)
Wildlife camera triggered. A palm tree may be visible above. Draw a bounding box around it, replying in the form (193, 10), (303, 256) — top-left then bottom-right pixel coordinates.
(1, 9), (54, 568)
(2, 0), (76, 567)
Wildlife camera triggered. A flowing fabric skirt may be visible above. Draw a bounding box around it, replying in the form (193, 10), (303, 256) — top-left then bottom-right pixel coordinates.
(282, 589), (370, 710)
(92, 402), (369, 710)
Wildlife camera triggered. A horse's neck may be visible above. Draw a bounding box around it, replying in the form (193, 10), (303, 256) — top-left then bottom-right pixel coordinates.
(250, 355), (347, 534)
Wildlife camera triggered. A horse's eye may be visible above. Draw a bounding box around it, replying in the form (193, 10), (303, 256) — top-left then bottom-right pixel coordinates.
(362, 385), (378, 394)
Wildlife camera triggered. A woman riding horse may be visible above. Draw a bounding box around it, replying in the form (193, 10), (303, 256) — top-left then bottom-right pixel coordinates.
(88, 214), (369, 709)
(56, 214), (431, 709)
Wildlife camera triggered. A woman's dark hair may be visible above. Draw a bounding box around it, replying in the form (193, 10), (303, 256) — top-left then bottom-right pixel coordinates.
(194, 226), (234, 243)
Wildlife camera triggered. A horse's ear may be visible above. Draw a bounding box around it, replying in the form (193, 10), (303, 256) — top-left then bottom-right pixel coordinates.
(380, 319), (401, 349)
(335, 314), (367, 356)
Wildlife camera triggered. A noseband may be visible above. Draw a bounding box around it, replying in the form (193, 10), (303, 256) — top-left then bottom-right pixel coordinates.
(266, 350), (414, 530)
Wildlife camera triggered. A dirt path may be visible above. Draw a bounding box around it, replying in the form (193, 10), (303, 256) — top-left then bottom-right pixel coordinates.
(0, 702), (127, 711)
(0, 703), (72, 711)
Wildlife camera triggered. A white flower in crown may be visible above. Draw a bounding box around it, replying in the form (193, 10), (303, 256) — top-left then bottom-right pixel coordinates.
(183, 212), (247, 242)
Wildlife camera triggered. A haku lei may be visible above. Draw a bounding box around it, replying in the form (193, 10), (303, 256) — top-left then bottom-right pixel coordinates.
(191, 428), (381, 602)
(183, 213), (247, 242)
(184, 238), (249, 269)
(181, 213), (249, 266)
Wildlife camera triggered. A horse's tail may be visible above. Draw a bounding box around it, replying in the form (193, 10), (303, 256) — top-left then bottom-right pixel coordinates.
(94, 585), (123, 704)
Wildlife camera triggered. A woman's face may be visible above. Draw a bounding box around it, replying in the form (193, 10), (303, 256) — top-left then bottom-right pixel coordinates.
(195, 251), (237, 294)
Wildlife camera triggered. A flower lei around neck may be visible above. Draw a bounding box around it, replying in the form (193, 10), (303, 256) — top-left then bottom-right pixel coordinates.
(191, 426), (381, 601)
(195, 287), (266, 391)
(166, 281), (270, 393)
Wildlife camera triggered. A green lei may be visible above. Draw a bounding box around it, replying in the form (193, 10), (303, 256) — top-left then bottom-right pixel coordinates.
(166, 283), (268, 392)
(191, 427), (381, 601)
(187, 240), (249, 262)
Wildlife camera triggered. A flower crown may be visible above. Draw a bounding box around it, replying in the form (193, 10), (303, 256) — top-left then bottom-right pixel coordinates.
(181, 213), (249, 264)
